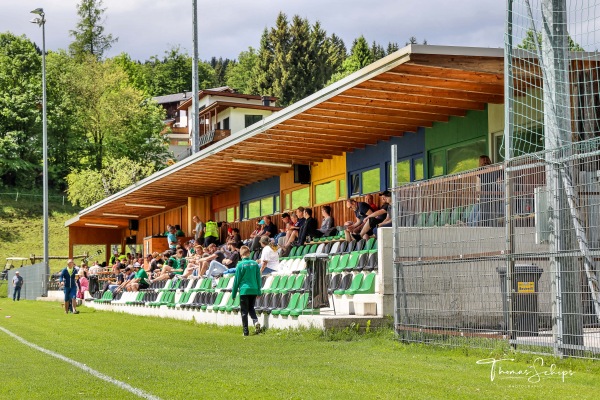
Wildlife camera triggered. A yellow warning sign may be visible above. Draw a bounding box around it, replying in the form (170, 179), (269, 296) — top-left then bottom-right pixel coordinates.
(518, 282), (535, 293)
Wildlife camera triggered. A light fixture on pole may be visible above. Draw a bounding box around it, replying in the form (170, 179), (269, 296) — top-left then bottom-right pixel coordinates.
(31, 7), (49, 297)
(231, 158), (293, 168)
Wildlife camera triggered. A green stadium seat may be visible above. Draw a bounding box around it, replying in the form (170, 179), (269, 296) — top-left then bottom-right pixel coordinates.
(364, 237), (376, 251)
(427, 211), (439, 227)
(289, 293), (310, 317)
(416, 212), (428, 227)
(328, 254), (341, 273)
(438, 209), (451, 226)
(343, 252), (361, 272)
(333, 253), (350, 273)
(336, 273), (363, 295)
(262, 275), (281, 294)
(345, 272), (376, 295)
(277, 275), (296, 294)
(449, 206), (463, 225)
(225, 295), (240, 312)
(272, 293), (300, 316)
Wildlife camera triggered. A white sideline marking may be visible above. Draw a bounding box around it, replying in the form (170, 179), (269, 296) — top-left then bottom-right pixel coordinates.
(0, 326), (161, 400)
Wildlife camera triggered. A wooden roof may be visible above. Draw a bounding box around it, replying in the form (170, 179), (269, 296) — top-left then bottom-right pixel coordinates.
(66, 45), (504, 229)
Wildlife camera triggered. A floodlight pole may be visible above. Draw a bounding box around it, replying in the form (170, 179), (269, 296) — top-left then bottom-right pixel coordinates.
(191, 0), (200, 154)
(31, 8), (49, 296)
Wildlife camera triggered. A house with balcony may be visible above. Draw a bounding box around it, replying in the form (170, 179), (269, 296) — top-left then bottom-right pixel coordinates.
(153, 87), (280, 161)
(177, 86), (280, 151)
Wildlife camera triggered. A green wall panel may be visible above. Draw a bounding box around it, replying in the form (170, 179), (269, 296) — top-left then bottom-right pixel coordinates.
(425, 107), (488, 151)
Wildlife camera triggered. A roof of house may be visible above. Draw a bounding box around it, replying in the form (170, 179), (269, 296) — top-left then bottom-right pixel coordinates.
(66, 45), (504, 229)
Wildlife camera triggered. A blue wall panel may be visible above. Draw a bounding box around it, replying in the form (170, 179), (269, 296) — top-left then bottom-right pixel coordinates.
(346, 128), (425, 193)
(240, 176), (280, 203)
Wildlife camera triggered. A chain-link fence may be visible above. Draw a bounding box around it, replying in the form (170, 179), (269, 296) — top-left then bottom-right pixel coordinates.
(393, 141), (600, 359)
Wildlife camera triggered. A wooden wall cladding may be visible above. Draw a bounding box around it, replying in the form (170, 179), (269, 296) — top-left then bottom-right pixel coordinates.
(211, 188), (240, 211)
(138, 205), (189, 240)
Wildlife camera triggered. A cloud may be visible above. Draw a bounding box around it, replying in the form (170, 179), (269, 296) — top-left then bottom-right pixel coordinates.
(1, 0), (504, 61)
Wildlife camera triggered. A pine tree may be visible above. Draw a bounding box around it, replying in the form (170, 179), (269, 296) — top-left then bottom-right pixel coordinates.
(370, 41), (386, 61)
(251, 28), (275, 97)
(69, 0), (117, 60)
(386, 42), (400, 55)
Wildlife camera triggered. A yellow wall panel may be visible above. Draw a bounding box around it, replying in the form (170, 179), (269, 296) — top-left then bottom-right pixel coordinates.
(311, 153), (346, 183)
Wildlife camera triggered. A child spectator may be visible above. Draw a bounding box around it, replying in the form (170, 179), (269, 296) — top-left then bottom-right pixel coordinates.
(231, 246), (262, 336)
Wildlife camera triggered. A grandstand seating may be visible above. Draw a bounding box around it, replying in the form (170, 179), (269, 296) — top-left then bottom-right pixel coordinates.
(87, 235), (382, 326)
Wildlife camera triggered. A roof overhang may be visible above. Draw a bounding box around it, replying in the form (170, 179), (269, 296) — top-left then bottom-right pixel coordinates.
(67, 45), (504, 228)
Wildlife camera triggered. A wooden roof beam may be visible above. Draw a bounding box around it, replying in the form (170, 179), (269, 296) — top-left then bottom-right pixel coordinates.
(327, 96), (468, 116)
(390, 63), (504, 85)
(342, 88), (486, 110)
(373, 72), (504, 94)
(356, 80), (503, 103)
(302, 108), (437, 127)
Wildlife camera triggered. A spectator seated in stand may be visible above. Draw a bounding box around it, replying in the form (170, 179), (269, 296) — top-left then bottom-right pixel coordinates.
(127, 263), (150, 291)
(280, 208), (305, 248)
(359, 191), (391, 240)
(259, 235), (279, 275)
(203, 242), (241, 283)
(244, 220), (263, 246)
(250, 216), (278, 250)
(151, 249), (186, 282)
(273, 213), (291, 244)
(297, 207), (321, 245)
(343, 198), (373, 242)
(317, 205), (336, 237)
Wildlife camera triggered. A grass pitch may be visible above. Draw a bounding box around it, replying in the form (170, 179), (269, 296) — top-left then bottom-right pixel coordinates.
(1, 299), (599, 399)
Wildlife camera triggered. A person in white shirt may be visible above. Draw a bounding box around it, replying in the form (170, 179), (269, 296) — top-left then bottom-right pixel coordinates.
(258, 235), (279, 275)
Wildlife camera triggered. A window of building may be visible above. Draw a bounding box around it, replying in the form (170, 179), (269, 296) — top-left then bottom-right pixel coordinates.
(350, 174), (360, 195)
(284, 193), (291, 210)
(291, 187), (310, 209)
(362, 168), (380, 194)
(387, 155), (425, 188)
(222, 117), (230, 130)
(414, 158), (424, 181)
(242, 194), (278, 220)
(314, 180), (337, 205)
(349, 167), (381, 195)
(245, 114), (263, 128)
(428, 138), (487, 178)
(226, 207), (235, 222)
(339, 179), (346, 199)
(247, 199), (261, 219)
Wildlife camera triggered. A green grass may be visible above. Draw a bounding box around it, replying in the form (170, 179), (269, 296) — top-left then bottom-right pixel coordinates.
(0, 194), (107, 279)
(1, 299), (599, 399)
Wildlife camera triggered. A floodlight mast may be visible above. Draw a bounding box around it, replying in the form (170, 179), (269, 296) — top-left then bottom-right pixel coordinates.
(30, 7), (49, 297)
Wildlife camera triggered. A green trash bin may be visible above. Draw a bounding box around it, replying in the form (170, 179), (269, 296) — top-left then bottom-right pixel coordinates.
(497, 264), (544, 337)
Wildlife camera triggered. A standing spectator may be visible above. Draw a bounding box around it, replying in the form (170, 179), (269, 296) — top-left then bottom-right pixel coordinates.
(12, 271), (23, 301)
(259, 236), (279, 275)
(166, 226), (178, 251)
(192, 215), (205, 242)
(204, 219), (220, 247)
(76, 270), (89, 301)
(175, 225), (185, 237)
(231, 246), (262, 336)
(59, 260), (80, 314)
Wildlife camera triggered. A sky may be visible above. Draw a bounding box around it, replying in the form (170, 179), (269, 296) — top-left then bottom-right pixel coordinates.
(1, 0), (506, 61)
